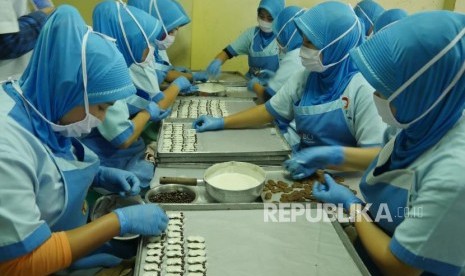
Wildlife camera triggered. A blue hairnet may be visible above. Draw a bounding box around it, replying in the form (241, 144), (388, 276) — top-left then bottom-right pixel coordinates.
(18, 5), (136, 154)
(272, 6), (304, 52)
(354, 0), (384, 35)
(93, 1), (162, 66)
(294, 1), (362, 104)
(127, 0), (190, 35)
(258, 0), (285, 20)
(373, 8), (407, 33)
(350, 11), (465, 169)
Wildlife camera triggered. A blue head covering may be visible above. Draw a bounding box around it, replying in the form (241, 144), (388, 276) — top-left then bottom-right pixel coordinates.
(93, 1), (162, 66)
(350, 11), (465, 170)
(294, 1), (362, 105)
(355, 0), (384, 36)
(373, 8), (408, 33)
(272, 6), (304, 52)
(258, 0), (285, 21)
(18, 5), (136, 155)
(127, 0), (190, 36)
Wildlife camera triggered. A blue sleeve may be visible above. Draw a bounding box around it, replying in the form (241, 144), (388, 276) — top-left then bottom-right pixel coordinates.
(227, 27), (255, 56)
(346, 73), (386, 147)
(0, 123), (51, 261)
(97, 100), (134, 147)
(266, 69), (308, 122)
(389, 151), (465, 275)
(0, 11), (48, 59)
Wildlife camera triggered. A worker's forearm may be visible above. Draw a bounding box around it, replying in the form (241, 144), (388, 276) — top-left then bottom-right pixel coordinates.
(253, 83), (267, 104)
(65, 213), (120, 261)
(332, 147), (380, 171)
(351, 204), (421, 276)
(165, 70), (193, 82)
(157, 85), (180, 109)
(119, 110), (150, 149)
(215, 51), (230, 63)
(224, 104), (274, 129)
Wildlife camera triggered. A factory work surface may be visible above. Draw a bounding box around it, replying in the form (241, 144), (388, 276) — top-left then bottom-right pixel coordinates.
(135, 209), (366, 276)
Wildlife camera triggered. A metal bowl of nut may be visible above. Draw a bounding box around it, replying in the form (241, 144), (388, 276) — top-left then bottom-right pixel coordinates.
(145, 184), (198, 204)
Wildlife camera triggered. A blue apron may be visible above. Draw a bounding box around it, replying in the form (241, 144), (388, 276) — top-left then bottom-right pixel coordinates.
(359, 137), (412, 235)
(47, 139), (100, 231)
(246, 29), (279, 84)
(294, 97), (357, 149)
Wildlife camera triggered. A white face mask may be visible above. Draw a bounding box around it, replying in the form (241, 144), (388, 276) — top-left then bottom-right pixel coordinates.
(299, 10), (361, 73)
(117, 2), (160, 98)
(371, 27), (465, 129)
(13, 28), (102, 138)
(258, 18), (273, 33)
(156, 33), (175, 50)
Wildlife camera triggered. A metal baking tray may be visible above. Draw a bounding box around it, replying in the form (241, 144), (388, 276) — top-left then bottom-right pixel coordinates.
(193, 71), (248, 87)
(134, 207), (369, 276)
(166, 97), (256, 120)
(156, 122), (291, 165)
(151, 164), (363, 200)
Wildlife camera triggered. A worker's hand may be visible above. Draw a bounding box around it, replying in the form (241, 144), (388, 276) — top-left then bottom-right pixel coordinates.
(192, 71), (209, 83)
(172, 76), (191, 92)
(94, 167), (141, 196)
(206, 59), (222, 79)
(113, 204), (169, 236)
(247, 77), (261, 92)
(179, 85), (199, 96)
(312, 174), (363, 211)
(283, 146), (344, 180)
(70, 253), (122, 269)
(30, 0), (54, 9)
(145, 102), (171, 122)
(192, 115), (224, 132)
(155, 69), (167, 85)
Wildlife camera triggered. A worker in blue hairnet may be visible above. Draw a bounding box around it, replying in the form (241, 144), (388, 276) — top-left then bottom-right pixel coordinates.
(193, 2), (386, 178)
(354, 0), (384, 37)
(373, 8), (407, 33)
(81, 1), (195, 189)
(128, 0), (208, 84)
(313, 10), (465, 276)
(0, 6), (167, 275)
(205, 0), (285, 85)
(247, 5), (305, 148)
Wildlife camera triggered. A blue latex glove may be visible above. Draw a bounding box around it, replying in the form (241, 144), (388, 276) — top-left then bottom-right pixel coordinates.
(247, 77), (261, 92)
(113, 204), (169, 236)
(313, 174), (364, 211)
(155, 69), (167, 85)
(30, 0), (54, 9)
(94, 167), (141, 196)
(192, 71), (208, 83)
(179, 85), (199, 96)
(145, 102), (171, 122)
(192, 115), (224, 132)
(206, 59), (222, 79)
(284, 146), (344, 180)
(70, 253), (122, 269)
(172, 76), (191, 92)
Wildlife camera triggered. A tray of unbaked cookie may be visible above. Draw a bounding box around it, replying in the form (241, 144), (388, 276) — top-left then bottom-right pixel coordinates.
(135, 209), (367, 276)
(166, 97), (256, 120)
(156, 122), (291, 165)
